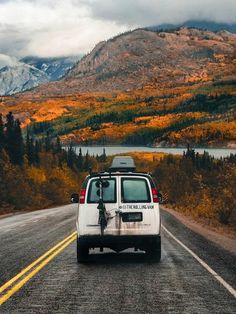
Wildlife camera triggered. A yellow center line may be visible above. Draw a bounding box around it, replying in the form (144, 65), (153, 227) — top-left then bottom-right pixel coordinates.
(0, 231), (77, 295)
(0, 234), (77, 306)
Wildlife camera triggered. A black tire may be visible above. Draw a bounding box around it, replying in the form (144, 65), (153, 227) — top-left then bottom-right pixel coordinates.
(146, 238), (161, 262)
(77, 237), (89, 263)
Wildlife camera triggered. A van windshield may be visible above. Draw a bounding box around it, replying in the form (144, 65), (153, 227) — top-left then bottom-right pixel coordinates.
(87, 178), (116, 203)
(121, 178), (151, 203)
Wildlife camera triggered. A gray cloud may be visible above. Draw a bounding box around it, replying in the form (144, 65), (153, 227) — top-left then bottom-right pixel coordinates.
(0, 25), (30, 56)
(0, 0), (235, 58)
(87, 0), (236, 26)
(0, 53), (19, 68)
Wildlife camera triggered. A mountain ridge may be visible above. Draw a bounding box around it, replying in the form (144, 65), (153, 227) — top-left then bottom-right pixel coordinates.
(0, 62), (48, 96)
(25, 27), (236, 97)
(1, 27), (235, 147)
(0, 56), (80, 96)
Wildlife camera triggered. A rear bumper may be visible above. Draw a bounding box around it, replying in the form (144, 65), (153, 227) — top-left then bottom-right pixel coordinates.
(78, 234), (161, 251)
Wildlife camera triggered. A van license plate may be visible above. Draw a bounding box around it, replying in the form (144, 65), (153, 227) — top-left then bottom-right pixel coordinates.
(122, 212), (143, 222)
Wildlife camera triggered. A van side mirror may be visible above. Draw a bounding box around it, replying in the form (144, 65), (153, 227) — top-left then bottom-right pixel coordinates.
(71, 193), (79, 203)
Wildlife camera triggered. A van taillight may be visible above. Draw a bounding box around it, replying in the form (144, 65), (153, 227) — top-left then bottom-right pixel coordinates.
(79, 189), (86, 204)
(152, 188), (159, 203)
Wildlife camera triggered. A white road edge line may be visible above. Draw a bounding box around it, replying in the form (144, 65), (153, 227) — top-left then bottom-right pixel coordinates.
(162, 225), (236, 299)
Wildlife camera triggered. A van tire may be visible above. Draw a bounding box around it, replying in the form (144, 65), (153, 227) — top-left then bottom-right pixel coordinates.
(77, 238), (89, 263)
(146, 238), (161, 262)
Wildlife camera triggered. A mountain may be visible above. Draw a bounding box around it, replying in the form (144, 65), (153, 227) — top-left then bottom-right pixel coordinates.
(147, 20), (236, 33)
(0, 63), (48, 96)
(21, 56), (80, 80)
(1, 28), (236, 147)
(26, 27), (236, 97)
(0, 56), (80, 96)
(63, 28), (235, 92)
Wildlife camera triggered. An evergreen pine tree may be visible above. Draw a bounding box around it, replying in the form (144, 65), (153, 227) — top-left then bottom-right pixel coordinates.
(45, 131), (51, 152)
(83, 150), (90, 171)
(77, 147), (83, 170)
(30, 138), (35, 165)
(0, 113), (5, 151)
(102, 148), (107, 162)
(13, 119), (24, 165)
(26, 128), (34, 165)
(34, 140), (40, 165)
(5, 112), (24, 165)
(55, 136), (62, 153)
(5, 111), (15, 160)
(67, 142), (74, 168)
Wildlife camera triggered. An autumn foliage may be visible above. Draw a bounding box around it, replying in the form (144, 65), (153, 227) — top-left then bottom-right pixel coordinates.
(153, 148), (236, 228)
(1, 113), (235, 232)
(0, 80), (235, 147)
(0, 113), (101, 214)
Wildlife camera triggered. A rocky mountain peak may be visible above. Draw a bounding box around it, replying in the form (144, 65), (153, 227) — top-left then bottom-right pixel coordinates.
(0, 56), (80, 96)
(60, 28), (236, 92)
(16, 27), (236, 97)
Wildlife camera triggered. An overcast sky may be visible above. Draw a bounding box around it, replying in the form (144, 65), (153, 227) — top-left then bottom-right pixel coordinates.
(0, 0), (235, 62)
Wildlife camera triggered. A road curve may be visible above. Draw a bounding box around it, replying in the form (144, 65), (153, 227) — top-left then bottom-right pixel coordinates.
(0, 204), (235, 313)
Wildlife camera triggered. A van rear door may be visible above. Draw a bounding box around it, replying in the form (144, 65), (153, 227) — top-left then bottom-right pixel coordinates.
(118, 176), (159, 235)
(79, 176), (120, 236)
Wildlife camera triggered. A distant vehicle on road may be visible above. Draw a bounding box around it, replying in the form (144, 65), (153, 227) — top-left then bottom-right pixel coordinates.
(71, 156), (161, 262)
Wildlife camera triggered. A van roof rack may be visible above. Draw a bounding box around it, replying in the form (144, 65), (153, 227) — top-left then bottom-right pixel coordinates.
(109, 156), (136, 172)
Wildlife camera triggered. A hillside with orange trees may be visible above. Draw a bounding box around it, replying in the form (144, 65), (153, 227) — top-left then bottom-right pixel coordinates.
(0, 28), (235, 147)
(1, 113), (235, 237)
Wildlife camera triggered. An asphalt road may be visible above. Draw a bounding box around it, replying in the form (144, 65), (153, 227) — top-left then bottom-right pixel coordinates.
(0, 204), (235, 313)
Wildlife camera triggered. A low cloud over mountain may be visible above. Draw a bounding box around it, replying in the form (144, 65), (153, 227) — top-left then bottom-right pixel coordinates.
(0, 0), (235, 57)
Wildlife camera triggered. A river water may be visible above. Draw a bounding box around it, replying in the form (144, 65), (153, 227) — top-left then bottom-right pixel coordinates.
(73, 146), (236, 158)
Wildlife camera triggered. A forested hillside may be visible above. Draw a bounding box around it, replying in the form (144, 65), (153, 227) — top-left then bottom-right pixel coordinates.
(2, 81), (234, 147)
(1, 112), (235, 231)
(153, 148), (236, 228)
(113, 149), (236, 229)
(0, 113), (104, 213)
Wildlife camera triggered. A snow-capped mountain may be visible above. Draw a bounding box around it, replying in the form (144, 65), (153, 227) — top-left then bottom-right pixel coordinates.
(0, 55), (80, 96)
(21, 56), (79, 80)
(0, 62), (48, 95)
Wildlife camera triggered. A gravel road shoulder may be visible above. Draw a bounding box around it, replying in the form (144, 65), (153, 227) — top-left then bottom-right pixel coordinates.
(161, 205), (236, 255)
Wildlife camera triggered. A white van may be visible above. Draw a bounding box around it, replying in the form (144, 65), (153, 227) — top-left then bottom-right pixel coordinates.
(72, 156), (161, 262)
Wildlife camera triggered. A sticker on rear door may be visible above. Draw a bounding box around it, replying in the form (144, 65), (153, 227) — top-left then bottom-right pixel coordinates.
(119, 205), (154, 210)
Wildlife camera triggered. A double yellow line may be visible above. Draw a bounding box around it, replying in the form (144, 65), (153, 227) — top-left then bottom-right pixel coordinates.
(0, 231), (77, 306)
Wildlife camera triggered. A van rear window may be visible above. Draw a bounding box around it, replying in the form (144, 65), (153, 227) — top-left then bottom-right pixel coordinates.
(87, 178), (116, 203)
(121, 178), (151, 203)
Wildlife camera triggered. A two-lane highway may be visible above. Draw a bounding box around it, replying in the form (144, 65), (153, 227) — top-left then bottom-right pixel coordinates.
(0, 205), (235, 313)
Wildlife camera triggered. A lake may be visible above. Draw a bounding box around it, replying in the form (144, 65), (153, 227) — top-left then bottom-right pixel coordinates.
(73, 146), (236, 159)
